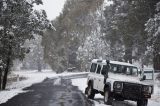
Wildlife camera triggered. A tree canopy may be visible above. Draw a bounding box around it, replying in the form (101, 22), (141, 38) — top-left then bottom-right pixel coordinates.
(0, 0), (49, 90)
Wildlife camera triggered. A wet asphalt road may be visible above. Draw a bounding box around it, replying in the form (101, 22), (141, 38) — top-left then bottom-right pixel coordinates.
(0, 77), (93, 106)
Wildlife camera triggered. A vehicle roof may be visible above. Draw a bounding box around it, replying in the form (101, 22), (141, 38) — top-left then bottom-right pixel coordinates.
(143, 68), (154, 71)
(92, 59), (136, 67)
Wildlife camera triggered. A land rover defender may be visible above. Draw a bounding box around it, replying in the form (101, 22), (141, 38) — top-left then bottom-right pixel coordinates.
(85, 59), (153, 106)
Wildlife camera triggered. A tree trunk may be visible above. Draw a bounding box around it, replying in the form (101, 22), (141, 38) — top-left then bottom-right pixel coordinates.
(153, 54), (160, 71)
(2, 45), (12, 90)
(0, 70), (2, 90)
(2, 67), (9, 90)
(37, 59), (42, 72)
(124, 47), (133, 64)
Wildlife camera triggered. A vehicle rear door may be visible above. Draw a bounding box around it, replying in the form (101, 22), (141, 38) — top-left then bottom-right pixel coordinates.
(93, 64), (102, 90)
(98, 65), (108, 91)
(88, 63), (97, 88)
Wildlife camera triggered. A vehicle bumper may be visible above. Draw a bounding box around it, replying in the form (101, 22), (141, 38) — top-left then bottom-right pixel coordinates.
(113, 82), (152, 101)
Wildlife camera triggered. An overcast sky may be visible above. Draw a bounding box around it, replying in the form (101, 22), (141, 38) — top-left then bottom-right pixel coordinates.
(34, 0), (66, 20)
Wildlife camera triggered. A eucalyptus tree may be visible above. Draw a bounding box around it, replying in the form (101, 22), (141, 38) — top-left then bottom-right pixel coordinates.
(102, 0), (159, 65)
(0, 0), (49, 90)
(42, 0), (104, 72)
(146, 2), (160, 70)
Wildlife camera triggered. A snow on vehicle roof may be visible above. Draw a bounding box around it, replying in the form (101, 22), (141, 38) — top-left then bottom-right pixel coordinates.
(143, 68), (154, 71)
(92, 59), (136, 67)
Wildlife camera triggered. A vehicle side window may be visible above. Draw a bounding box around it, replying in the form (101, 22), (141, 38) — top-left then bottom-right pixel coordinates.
(110, 64), (117, 73)
(90, 63), (97, 73)
(132, 67), (138, 76)
(117, 65), (122, 73)
(126, 67), (132, 75)
(96, 64), (101, 74)
(121, 66), (127, 74)
(101, 65), (107, 75)
(113, 67), (117, 72)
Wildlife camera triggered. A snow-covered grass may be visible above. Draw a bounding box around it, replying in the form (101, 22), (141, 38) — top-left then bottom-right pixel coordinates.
(71, 78), (160, 106)
(0, 70), (88, 104)
(6, 70), (57, 89)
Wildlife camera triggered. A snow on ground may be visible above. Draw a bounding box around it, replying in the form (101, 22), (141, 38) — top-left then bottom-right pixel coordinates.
(72, 78), (110, 106)
(0, 70), (88, 104)
(0, 70), (57, 104)
(6, 70), (57, 89)
(0, 69), (160, 106)
(0, 89), (29, 104)
(72, 78), (87, 93)
(72, 78), (160, 106)
(150, 80), (160, 105)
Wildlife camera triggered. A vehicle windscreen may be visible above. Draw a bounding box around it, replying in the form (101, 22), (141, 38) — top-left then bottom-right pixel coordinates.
(90, 63), (97, 73)
(96, 64), (101, 74)
(101, 65), (107, 75)
(110, 64), (138, 76)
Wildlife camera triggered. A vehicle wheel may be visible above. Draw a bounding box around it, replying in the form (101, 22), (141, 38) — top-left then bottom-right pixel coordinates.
(104, 88), (113, 105)
(137, 99), (148, 106)
(115, 97), (124, 101)
(85, 87), (88, 95)
(86, 84), (95, 99)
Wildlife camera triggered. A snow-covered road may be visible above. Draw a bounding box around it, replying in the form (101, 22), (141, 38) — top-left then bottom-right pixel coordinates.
(0, 70), (159, 106)
(1, 76), (92, 106)
(0, 70), (88, 104)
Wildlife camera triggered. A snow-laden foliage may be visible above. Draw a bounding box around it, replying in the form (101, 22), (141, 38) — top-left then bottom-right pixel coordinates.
(21, 35), (48, 71)
(145, 1), (160, 70)
(77, 33), (110, 71)
(0, 0), (49, 90)
(42, 0), (104, 73)
(101, 0), (159, 65)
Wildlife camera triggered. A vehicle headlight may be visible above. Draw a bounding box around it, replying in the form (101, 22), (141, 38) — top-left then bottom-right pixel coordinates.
(142, 86), (152, 93)
(114, 82), (123, 90)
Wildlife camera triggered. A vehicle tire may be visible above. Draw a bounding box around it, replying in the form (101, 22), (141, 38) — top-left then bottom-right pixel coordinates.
(115, 97), (124, 101)
(86, 84), (95, 99)
(85, 87), (88, 95)
(104, 88), (113, 105)
(137, 99), (148, 106)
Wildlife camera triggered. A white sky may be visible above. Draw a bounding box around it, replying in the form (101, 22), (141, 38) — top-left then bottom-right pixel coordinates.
(34, 0), (66, 20)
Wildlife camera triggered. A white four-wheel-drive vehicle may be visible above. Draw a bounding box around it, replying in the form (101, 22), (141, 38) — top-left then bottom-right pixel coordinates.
(85, 59), (153, 106)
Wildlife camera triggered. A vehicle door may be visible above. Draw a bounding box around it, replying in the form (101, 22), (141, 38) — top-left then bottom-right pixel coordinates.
(89, 63), (98, 89)
(93, 64), (102, 90)
(98, 64), (108, 92)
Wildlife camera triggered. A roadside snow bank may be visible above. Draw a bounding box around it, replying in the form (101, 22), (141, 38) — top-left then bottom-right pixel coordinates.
(72, 78), (87, 92)
(0, 89), (27, 104)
